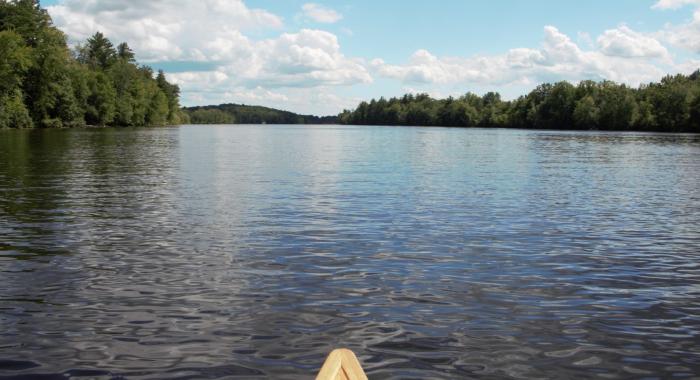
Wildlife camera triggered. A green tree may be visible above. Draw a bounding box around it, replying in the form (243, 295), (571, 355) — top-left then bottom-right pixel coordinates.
(0, 0), (51, 47)
(597, 82), (638, 131)
(146, 81), (169, 126)
(0, 30), (32, 94)
(23, 27), (76, 127)
(85, 71), (116, 125)
(156, 70), (182, 123)
(480, 92), (507, 127)
(79, 32), (117, 69)
(634, 99), (656, 131)
(0, 30), (33, 129)
(573, 96), (599, 129)
(109, 60), (135, 126)
(404, 95), (436, 126)
(527, 82), (576, 129)
(643, 76), (691, 132)
(116, 42), (135, 62)
(189, 109), (235, 124)
(339, 72), (700, 132)
(438, 98), (478, 126)
(129, 72), (149, 126)
(689, 91), (700, 132)
(0, 90), (32, 128)
(0, 1), (185, 128)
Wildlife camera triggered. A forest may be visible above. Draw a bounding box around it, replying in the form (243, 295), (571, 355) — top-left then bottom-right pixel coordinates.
(185, 104), (338, 125)
(339, 73), (700, 132)
(0, 0), (186, 129)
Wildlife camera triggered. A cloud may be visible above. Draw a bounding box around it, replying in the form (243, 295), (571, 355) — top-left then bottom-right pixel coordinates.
(652, 0), (700, 10)
(48, 0), (284, 62)
(372, 26), (671, 90)
(47, 1), (370, 90)
(597, 25), (670, 60)
(223, 87), (289, 103)
(47, 0), (283, 62)
(44, 0), (700, 115)
(657, 9), (700, 53)
(165, 28), (371, 112)
(301, 3), (343, 23)
(47, 0), (368, 113)
(675, 59), (700, 74)
(652, 0), (700, 53)
(164, 29), (371, 106)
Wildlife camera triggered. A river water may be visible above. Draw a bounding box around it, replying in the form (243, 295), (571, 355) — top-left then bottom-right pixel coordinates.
(1, 125), (699, 379)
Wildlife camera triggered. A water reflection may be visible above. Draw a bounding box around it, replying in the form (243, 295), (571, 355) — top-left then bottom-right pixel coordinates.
(1, 126), (699, 379)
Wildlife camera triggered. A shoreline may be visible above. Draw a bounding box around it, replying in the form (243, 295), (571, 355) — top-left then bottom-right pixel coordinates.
(3, 123), (699, 135)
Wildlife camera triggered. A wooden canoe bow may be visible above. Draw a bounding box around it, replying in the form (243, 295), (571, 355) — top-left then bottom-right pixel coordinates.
(315, 349), (368, 380)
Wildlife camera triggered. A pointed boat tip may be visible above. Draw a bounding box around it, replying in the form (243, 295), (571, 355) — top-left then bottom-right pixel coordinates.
(316, 348), (368, 380)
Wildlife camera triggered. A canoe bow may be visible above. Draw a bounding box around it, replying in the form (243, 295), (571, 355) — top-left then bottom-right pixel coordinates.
(316, 349), (368, 380)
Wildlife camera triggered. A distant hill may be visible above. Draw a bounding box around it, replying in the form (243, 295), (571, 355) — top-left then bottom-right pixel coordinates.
(183, 103), (338, 125)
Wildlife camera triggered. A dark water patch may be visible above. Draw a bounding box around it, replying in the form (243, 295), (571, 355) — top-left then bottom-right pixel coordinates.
(0, 360), (40, 371)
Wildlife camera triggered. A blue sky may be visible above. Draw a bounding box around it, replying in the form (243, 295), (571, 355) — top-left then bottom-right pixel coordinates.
(248, 1), (686, 57)
(43, 0), (700, 115)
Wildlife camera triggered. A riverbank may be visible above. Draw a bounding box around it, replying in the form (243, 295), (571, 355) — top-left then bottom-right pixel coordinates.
(338, 72), (700, 134)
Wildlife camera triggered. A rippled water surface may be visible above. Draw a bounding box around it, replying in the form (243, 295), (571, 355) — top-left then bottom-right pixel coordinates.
(1, 125), (700, 379)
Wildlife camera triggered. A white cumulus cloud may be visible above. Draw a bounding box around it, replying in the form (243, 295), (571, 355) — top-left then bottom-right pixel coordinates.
(44, 0), (700, 114)
(652, 0), (700, 53)
(301, 3), (343, 24)
(46, 0), (368, 113)
(597, 25), (670, 60)
(166, 28), (371, 93)
(47, 1), (370, 89)
(372, 26), (674, 90)
(652, 0), (700, 9)
(658, 9), (700, 53)
(47, 0), (284, 62)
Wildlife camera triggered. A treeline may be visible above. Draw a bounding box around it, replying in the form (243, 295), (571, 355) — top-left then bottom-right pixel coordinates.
(339, 73), (700, 132)
(0, 0), (186, 129)
(184, 103), (338, 125)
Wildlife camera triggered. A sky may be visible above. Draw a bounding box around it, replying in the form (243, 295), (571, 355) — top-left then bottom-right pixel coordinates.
(41, 0), (700, 115)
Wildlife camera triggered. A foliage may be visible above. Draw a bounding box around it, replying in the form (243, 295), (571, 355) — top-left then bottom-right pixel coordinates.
(184, 103), (338, 124)
(188, 108), (235, 124)
(339, 73), (700, 133)
(117, 42), (135, 63)
(0, 0), (184, 128)
(0, 89), (32, 128)
(77, 31), (116, 69)
(0, 30), (31, 94)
